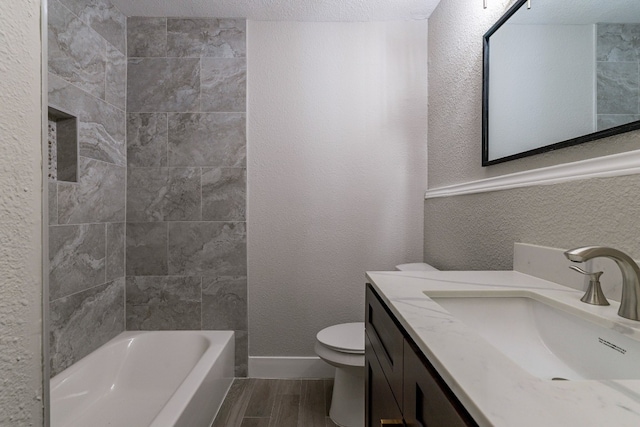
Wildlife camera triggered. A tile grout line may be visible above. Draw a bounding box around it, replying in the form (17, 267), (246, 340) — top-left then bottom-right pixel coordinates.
(297, 381), (304, 427)
(270, 379), (284, 423)
(104, 223), (108, 285)
(50, 278), (117, 304)
(51, 1), (127, 100)
(212, 379), (335, 426)
(49, 71), (126, 114)
(231, 378), (256, 427)
(49, 221), (122, 228)
(50, 156), (126, 179)
(123, 18), (128, 328)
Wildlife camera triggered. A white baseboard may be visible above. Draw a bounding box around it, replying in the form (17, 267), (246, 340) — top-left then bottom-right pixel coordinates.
(248, 356), (335, 378)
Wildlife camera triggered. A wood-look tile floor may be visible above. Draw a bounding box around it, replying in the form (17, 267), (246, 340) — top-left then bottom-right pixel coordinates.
(212, 378), (338, 427)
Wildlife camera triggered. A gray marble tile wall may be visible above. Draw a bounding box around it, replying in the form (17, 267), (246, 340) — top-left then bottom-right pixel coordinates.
(596, 23), (640, 130)
(126, 17), (248, 376)
(47, 0), (126, 377)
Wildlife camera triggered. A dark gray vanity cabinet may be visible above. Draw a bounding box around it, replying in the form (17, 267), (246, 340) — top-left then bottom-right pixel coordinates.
(366, 334), (403, 426)
(365, 284), (478, 427)
(402, 338), (477, 427)
(365, 282), (404, 426)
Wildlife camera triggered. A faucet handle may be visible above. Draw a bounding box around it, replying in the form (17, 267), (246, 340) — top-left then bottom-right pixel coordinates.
(569, 265), (603, 281)
(569, 266), (609, 306)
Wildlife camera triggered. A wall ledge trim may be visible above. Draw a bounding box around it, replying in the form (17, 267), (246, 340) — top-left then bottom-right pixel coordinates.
(425, 149), (640, 199)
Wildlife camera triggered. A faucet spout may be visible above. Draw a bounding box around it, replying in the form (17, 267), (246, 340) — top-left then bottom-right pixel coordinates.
(564, 246), (640, 321)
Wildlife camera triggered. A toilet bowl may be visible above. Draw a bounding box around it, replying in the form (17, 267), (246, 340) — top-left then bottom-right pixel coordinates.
(315, 322), (365, 427)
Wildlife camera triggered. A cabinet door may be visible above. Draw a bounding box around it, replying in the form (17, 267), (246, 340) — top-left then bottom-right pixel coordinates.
(366, 334), (404, 427)
(403, 340), (478, 427)
(366, 284), (404, 405)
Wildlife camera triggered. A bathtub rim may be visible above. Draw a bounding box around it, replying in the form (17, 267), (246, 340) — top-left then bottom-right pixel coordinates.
(50, 330), (235, 427)
(150, 330), (235, 427)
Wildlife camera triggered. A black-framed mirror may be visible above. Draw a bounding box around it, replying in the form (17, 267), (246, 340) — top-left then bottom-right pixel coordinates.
(482, 0), (640, 166)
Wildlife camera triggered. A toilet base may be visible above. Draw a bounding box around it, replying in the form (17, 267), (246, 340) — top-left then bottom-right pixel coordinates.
(329, 366), (364, 427)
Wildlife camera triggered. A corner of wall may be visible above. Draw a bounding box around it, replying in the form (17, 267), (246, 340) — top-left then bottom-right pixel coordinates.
(0, 0), (45, 424)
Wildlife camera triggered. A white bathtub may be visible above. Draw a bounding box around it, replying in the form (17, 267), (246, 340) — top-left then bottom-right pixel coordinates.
(50, 330), (235, 427)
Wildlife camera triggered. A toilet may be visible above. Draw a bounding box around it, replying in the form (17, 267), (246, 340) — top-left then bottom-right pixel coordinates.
(315, 322), (365, 427)
(315, 263), (438, 427)
(395, 262), (439, 271)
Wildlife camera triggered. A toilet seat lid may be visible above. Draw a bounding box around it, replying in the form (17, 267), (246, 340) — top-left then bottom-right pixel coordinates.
(316, 322), (365, 354)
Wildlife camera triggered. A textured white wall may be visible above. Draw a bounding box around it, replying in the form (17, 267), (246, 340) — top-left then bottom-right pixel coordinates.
(0, 0), (44, 424)
(247, 20), (428, 356)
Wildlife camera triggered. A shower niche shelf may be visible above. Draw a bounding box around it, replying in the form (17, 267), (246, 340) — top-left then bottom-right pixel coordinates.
(48, 106), (78, 183)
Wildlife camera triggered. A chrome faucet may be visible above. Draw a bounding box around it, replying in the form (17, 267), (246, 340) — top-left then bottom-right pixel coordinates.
(564, 246), (640, 321)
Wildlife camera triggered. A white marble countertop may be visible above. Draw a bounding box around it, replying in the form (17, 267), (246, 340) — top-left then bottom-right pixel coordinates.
(366, 270), (640, 427)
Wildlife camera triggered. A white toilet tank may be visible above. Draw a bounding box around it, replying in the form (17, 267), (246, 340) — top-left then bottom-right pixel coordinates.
(395, 262), (439, 271)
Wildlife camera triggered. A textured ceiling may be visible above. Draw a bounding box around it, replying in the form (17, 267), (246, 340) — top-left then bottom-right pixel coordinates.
(109, 0), (441, 21)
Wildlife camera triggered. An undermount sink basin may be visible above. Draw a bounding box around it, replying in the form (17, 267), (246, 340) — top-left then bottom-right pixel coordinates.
(426, 292), (640, 381)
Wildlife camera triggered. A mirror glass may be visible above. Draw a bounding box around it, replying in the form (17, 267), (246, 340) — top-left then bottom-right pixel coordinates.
(483, 0), (640, 166)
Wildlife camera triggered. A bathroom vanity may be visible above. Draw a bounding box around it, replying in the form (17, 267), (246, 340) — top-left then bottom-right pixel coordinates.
(365, 270), (640, 427)
(365, 284), (476, 427)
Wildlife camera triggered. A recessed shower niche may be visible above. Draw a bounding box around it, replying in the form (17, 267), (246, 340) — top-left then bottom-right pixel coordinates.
(47, 106), (78, 183)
